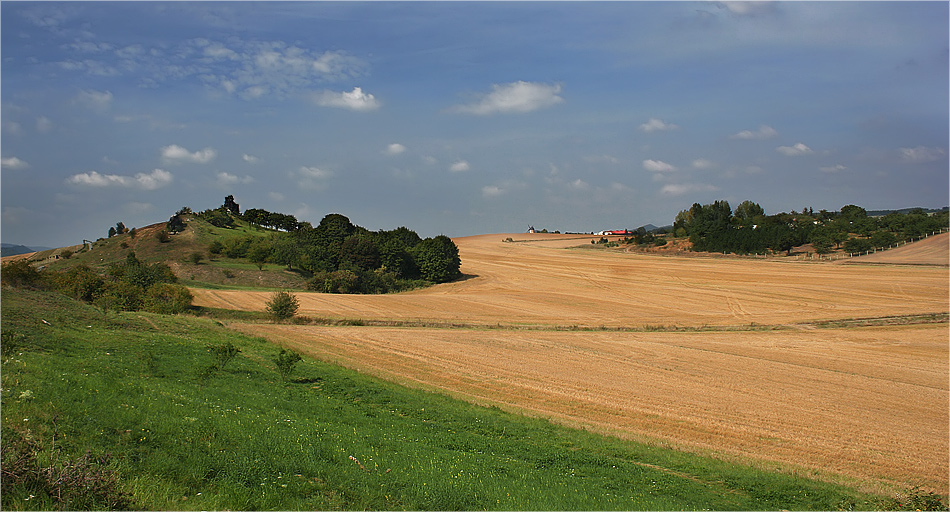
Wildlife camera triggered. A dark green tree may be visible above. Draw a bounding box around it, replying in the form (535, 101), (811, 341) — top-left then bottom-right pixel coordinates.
(266, 290), (299, 320)
(412, 235), (461, 283)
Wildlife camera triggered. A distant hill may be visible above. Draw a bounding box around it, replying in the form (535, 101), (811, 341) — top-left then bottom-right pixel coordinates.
(0, 243), (51, 257)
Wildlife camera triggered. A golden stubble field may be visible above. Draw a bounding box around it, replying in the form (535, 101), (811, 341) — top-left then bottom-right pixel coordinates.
(194, 233), (950, 493)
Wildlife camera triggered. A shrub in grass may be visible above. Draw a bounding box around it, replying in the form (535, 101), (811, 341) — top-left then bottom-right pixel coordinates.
(144, 283), (193, 314)
(209, 342), (241, 369)
(189, 251), (204, 265)
(1, 260), (44, 289)
(1, 427), (136, 510)
(880, 486), (948, 511)
(274, 348), (302, 381)
(266, 290), (299, 320)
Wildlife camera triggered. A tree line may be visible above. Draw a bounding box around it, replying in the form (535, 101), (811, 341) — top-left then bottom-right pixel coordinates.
(673, 200), (949, 255)
(175, 200), (462, 294)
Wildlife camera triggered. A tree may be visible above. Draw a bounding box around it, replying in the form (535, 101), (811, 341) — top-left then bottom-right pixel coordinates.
(340, 235), (381, 271)
(734, 200), (765, 223)
(412, 235), (461, 283)
(266, 290), (299, 320)
(108, 226), (117, 238)
(116, 222), (127, 235)
(273, 348), (302, 382)
(270, 237), (300, 270)
(247, 238), (272, 270)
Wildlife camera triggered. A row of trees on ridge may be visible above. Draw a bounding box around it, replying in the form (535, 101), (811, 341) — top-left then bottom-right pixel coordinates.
(672, 200), (948, 255)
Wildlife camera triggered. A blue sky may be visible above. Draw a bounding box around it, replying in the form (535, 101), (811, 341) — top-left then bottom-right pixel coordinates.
(2, 1), (947, 247)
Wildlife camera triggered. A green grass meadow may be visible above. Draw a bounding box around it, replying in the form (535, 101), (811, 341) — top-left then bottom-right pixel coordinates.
(1, 288), (888, 510)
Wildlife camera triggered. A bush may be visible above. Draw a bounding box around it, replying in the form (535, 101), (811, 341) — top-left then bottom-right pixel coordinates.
(274, 348), (302, 381)
(207, 342), (241, 370)
(144, 283), (193, 314)
(880, 486), (947, 511)
(266, 290), (299, 320)
(55, 265), (105, 302)
(1, 427), (136, 510)
(188, 251), (204, 265)
(156, 229), (170, 243)
(1, 260), (44, 289)
(94, 280), (145, 312)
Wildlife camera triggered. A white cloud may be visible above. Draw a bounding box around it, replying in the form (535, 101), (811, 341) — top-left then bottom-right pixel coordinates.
(568, 178), (590, 190)
(482, 185), (504, 198)
(36, 116), (53, 133)
(242, 153), (259, 163)
(720, 1), (777, 17)
(216, 172), (254, 186)
(776, 142), (813, 156)
(639, 118), (679, 133)
(385, 143), (407, 155)
(1, 157), (29, 170)
(161, 144), (216, 164)
(3, 121), (22, 135)
(268, 191), (285, 202)
(819, 164), (847, 173)
(67, 168), (173, 190)
(643, 159), (677, 172)
(450, 81), (564, 115)
(900, 146), (946, 163)
(299, 166), (332, 180)
(731, 125), (778, 140)
(660, 183), (720, 196)
(692, 158), (715, 169)
(450, 160), (471, 173)
(296, 166), (333, 190)
(313, 87), (380, 111)
(75, 89), (113, 111)
(241, 85), (268, 100)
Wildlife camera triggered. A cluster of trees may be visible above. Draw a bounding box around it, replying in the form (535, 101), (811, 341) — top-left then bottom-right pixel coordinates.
(673, 200), (948, 255)
(107, 221), (129, 238)
(1, 253), (193, 314)
(191, 198), (461, 293)
(242, 208), (300, 232)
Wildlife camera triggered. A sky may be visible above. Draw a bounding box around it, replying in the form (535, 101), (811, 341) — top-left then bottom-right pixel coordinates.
(2, 1), (948, 248)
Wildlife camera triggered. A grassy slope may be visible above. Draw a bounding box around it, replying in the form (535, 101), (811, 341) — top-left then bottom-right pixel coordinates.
(1, 287), (884, 510)
(40, 215), (309, 290)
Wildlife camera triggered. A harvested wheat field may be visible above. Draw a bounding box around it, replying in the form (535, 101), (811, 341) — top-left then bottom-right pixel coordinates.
(845, 231), (949, 266)
(195, 234), (948, 329)
(198, 233), (950, 493)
